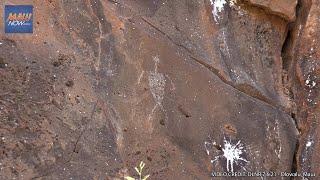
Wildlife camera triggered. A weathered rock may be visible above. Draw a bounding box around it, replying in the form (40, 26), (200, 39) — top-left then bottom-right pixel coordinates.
(245, 0), (298, 21)
(293, 0), (320, 178)
(0, 0), (318, 179)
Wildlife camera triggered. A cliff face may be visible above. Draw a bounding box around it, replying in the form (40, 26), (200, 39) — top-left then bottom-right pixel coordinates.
(0, 0), (318, 179)
(293, 0), (320, 176)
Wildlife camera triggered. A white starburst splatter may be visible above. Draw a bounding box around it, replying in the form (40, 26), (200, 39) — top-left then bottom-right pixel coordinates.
(210, 137), (248, 172)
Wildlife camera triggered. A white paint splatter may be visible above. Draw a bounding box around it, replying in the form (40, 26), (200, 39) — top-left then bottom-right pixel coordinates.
(302, 135), (314, 168)
(222, 138), (248, 172)
(210, 0), (227, 23)
(205, 141), (211, 155)
(305, 134), (314, 149)
(306, 141), (313, 147)
(305, 74), (316, 88)
(229, 0), (237, 6)
(204, 140), (217, 155)
(305, 73), (317, 103)
(210, 137), (248, 172)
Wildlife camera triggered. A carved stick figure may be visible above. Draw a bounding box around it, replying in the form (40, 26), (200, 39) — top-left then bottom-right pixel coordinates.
(148, 56), (168, 125)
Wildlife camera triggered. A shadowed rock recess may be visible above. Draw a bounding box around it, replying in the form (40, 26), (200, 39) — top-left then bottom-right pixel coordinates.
(0, 0), (319, 179)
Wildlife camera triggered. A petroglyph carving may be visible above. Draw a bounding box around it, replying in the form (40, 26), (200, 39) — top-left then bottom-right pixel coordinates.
(148, 56), (168, 125)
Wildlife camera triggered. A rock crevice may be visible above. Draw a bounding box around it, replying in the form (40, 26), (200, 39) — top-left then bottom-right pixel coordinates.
(280, 0), (313, 175)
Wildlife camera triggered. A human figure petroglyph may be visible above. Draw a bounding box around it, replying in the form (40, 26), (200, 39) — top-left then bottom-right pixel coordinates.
(148, 56), (168, 126)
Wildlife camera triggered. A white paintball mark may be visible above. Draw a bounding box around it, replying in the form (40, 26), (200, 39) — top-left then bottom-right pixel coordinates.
(211, 137), (248, 172)
(222, 138), (248, 172)
(302, 134), (314, 176)
(305, 74), (317, 88)
(306, 141), (313, 147)
(209, 0), (227, 23)
(305, 67), (317, 103)
(305, 135), (314, 149)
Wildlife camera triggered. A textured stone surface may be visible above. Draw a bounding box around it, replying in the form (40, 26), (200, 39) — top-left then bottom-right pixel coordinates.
(246, 0), (298, 21)
(293, 0), (320, 177)
(0, 0), (318, 179)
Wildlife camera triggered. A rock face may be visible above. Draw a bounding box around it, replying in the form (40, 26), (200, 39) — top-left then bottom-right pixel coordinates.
(293, 0), (320, 177)
(0, 0), (318, 179)
(246, 0), (298, 21)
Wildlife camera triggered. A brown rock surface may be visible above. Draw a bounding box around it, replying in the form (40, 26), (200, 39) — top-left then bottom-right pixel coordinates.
(290, 0), (320, 178)
(0, 0), (318, 179)
(246, 0), (298, 21)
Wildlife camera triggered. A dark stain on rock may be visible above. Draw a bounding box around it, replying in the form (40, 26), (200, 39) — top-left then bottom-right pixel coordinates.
(53, 54), (73, 67)
(223, 124), (237, 134)
(65, 80), (74, 87)
(178, 105), (192, 118)
(159, 118), (165, 126)
(0, 57), (8, 68)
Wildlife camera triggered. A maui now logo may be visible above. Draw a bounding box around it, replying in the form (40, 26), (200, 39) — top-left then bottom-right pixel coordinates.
(7, 12), (32, 25)
(4, 5), (33, 33)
